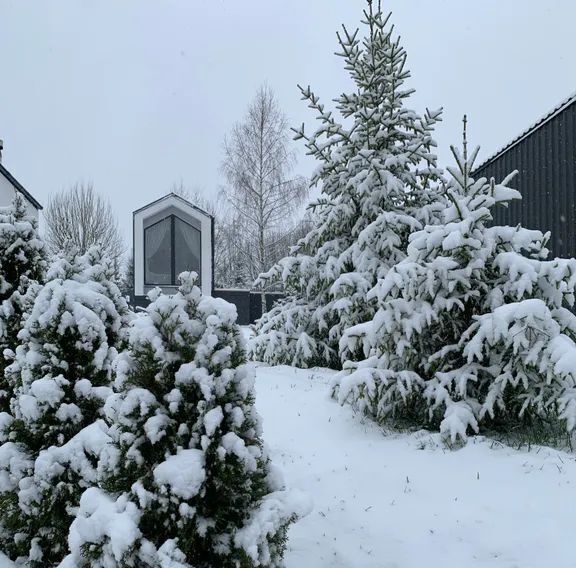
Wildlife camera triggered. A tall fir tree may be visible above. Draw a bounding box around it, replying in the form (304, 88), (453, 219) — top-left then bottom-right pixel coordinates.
(0, 193), (47, 411)
(251, 1), (442, 369)
(0, 247), (131, 565)
(62, 273), (306, 568)
(333, 118), (576, 441)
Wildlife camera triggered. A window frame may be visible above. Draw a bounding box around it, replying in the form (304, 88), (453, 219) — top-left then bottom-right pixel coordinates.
(144, 214), (201, 287)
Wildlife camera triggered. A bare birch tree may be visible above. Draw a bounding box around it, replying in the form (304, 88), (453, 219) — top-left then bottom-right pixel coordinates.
(44, 183), (125, 275)
(221, 85), (308, 297)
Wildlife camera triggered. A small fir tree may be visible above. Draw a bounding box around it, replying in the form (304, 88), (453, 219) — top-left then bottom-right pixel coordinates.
(0, 193), (47, 410)
(250, 1), (442, 369)
(62, 273), (306, 567)
(0, 247), (130, 565)
(333, 118), (576, 441)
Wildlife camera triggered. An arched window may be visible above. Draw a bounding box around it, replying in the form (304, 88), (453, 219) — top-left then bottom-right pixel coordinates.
(144, 215), (201, 286)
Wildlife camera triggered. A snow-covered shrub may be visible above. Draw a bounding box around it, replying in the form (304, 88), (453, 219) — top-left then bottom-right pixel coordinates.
(250, 2), (443, 369)
(333, 134), (576, 441)
(0, 193), (47, 410)
(63, 272), (307, 567)
(0, 247), (131, 565)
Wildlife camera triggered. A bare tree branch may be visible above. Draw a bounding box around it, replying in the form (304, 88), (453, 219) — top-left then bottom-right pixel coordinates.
(44, 183), (125, 276)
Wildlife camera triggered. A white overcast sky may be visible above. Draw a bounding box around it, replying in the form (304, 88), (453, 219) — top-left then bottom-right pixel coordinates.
(1, 0), (575, 245)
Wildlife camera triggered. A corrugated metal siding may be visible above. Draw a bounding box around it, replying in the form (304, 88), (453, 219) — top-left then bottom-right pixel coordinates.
(473, 101), (576, 259)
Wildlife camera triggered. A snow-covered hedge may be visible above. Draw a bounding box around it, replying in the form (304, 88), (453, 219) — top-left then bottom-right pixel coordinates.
(333, 143), (576, 441)
(0, 248), (130, 565)
(62, 273), (308, 567)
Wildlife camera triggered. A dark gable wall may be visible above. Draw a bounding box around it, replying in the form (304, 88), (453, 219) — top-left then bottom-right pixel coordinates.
(473, 101), (576, 259)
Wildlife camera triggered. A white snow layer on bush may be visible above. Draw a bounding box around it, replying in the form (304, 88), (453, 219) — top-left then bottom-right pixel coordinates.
(63, 488), (143, 566)
(19, 421), (112, 515)
(153, 449), (206, 500)
(234, 490), (312, 565)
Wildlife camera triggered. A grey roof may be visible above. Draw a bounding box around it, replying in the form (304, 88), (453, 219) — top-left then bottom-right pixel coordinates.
(475, 90), (576, 171)
(0, 163), (43, 210)
(132, 192), (214, 219)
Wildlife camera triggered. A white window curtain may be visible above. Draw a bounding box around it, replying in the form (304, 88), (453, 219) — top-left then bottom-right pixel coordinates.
(145, 218), (172, 284)
(175, 218), (201, 281)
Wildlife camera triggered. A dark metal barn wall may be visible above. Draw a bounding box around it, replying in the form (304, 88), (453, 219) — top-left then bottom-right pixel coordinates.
(473, 102), (576, 259)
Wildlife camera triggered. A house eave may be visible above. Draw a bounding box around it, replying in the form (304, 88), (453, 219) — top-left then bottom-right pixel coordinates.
(0, 163), (43, 210)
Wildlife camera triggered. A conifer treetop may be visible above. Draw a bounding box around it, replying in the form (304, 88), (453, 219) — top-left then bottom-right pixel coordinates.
(293, 0), (442, 196)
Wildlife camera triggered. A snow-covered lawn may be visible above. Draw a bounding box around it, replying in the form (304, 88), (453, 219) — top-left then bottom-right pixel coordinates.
(2, 362), (574, 567)
(256, 364), (576, 568)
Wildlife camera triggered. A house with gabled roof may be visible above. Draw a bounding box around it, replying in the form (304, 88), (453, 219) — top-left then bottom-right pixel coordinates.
(473, 91), (576, 258)
(131, 192), (283, 323)
(132, 192), (215, 300)
(0, 140), (43, 217)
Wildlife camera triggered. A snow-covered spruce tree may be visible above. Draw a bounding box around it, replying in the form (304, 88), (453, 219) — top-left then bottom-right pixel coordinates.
(62, 272), (306, 568)
(333, 118), (576, 441)
(250, 1), (442, 369)
(0, 247), (131, 565)
(0, 193), (47, 411)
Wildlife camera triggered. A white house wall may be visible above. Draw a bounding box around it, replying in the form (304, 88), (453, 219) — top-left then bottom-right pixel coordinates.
(134, 196), (213, 297)
(0, 172), (39, 219)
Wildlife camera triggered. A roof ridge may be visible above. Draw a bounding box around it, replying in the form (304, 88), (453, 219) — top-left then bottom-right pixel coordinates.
(475, 90), (576, 171)
(132, 192), (214, 219)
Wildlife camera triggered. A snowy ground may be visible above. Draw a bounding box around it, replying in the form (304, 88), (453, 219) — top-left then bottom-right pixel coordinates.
(2, 362), (575, 567)
(255, 364), (576, 568)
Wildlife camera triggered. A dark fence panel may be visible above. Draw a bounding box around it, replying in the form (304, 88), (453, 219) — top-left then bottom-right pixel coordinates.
(132, 289), (285, 325)
(213, 289), (285, 325)
(473, 101), (576, 259)
(212, 289), (251, 324)
(130, 294), (149, 310)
